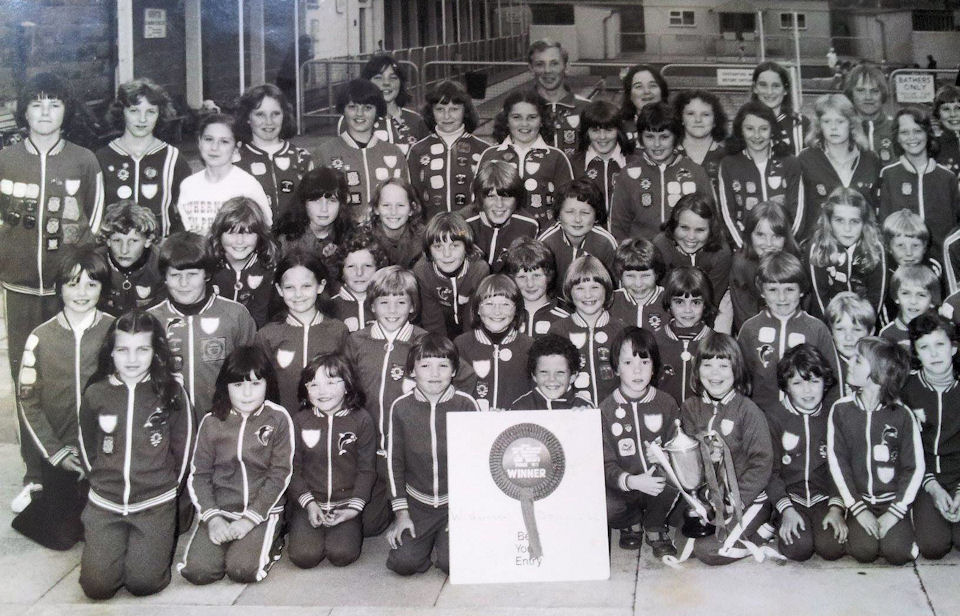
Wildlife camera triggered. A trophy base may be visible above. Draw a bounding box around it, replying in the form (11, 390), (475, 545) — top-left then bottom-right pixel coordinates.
(681, 515), (715, 539)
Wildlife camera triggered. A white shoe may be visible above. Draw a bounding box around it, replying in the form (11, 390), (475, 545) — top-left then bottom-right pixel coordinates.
(10, 483), (42, 514)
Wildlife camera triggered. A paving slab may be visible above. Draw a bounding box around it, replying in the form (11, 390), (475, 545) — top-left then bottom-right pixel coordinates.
(26, 607), (332, 616)
(234, 535), (446, 607)
(916, 557), (960, 616)
(329, 610), (632, 616)
(633, 555), (932, 616)
(0, 605), (31, 616)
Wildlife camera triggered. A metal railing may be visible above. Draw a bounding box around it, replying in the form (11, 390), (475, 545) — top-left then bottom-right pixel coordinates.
(619, 32), (879, 64)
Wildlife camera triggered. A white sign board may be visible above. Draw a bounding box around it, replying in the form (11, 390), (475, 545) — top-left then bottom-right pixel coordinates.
(716, 68), (755, 87)
(144, 8), (167, 39)
(448, 409), (609, 584)
(894, 73), (936, 104)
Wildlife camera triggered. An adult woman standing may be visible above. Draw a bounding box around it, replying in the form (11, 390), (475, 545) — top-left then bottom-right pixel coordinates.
(618, 64), (668, 146)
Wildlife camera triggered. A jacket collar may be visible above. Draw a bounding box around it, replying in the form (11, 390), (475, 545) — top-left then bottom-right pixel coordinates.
(613, 387), (656, 405)
(702, 389), (737, 406)
(783, 395), (823, 417)
(497, 135), (549, 152)
(897, 155), (936, 176)
(474, 327), (520, 346)
(242, 140), (292, 157)
(108, 137), (167, 158)
(340, 132), (382, 149)
(25, 137), (65, 157)
(311, 407), (351, 418)
(413, 385), (455, 404)
(620, 286), (663, 307)
(571, 310), (610, 329)
(584, 144), (627, 168)
(370, 321), (414, 342)
(285, 310), (324, 328)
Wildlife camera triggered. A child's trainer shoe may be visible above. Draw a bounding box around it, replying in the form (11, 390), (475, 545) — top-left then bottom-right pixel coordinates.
(645, 530), (677, 558)
(618, 527), (643, 550)
(10, 483), (42, 514)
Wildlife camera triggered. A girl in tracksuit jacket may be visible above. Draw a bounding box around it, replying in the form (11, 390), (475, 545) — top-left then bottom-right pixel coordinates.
(255, 251), (350, 416)
(766, 345), (846, 562)
(569, 100), (633, 218)
(408, 80), (488, 218)
(878, 108), (960, 252)
(806, 187), (887, 321)
(463, 160), (539, 270)
(933, 87), (960, 176)
(827, 337), (923, 565)
(538, 177), (619, 281)
(77, 311), (193, 599)
(900, 313), (960, 559)
(180, 346), (294, 585)
(208, 197), (279, 329)
(718, 101), (803, 249)
(413, 212), (490, 340)
(329, 228), (389, 332)
(287, 352), (377, 569)
(549, 255), (626, 406)
(386, 334), (481, 575)
(455, 275), (533, 412)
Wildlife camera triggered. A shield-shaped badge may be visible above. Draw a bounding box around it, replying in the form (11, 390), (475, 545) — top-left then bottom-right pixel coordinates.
(200, 318), (220, 334)
(99, 414), (119, 434)
(643, 413), (663, 433)
(141, 183), (158, 200)
(276, 349), (295, 369)
(275, 157), (290, 171)
(65, 179), (81, 196)
(301, 429), (321, 449)
(384, 155), (398, 168)
(720, 418), (735, 436)
(781, 432), (800, 451)
(473, 360), (491, 378)
(569, 332), (587, 348)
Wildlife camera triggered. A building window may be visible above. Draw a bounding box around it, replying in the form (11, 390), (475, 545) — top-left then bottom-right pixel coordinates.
(530, 5), (574, 26)
(779, 13), (806, 30)
(669, 11), (695, 28)
(912, 10), (954, 31)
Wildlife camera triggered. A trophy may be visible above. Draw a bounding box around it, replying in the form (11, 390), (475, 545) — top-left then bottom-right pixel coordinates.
(648, 419), (715, 538)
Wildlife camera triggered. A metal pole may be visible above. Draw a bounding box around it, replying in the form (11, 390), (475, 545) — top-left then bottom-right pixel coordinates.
(757, 9), (765, 62)
(793, 11), (802, 112)
(238, 0), (246, 94)
(295, 0), (301, 134)
(441, 0), (447, 44)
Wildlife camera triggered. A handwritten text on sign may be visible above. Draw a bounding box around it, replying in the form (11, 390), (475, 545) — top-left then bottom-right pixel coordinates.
(894, 73), (935, 104)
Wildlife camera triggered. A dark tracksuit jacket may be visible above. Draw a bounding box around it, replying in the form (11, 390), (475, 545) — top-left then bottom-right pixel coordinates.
(935, 128), (960, 176)
(521, 298), (569, 338)
(545, 90), (591, 158)
(548, 310), (627, 406)
(652, 232), (732, 309)
(608, 287), (669, 334)
(570, 146), (628, 217)
(765, 398), (843, 515)
(717, 151), (803, 248)
(677, 140), (726, 195)
(454, 328), (533, 412)
(806, 238), (887, 321)
(210, 254), (276, 329)
(79, 375), (193, 515)
(879, 157), (960, 251)
(387, 386), (480, 511)
(608, 151), (714, 243)
(255, 312), (350, 414)
(601, 387), (681, 491)
(338, 108), (429, 156)
(654, 322), (712, 405)
(861, 115), (897, 166)
(901, 373), (960, 493)
(408, 131), (488, 219)
(796, 146), (880, 241)
(98, 247), (165, 317)
(477, 137), (574, 229)
(772, 111), (809, 158)
(538, 223), (619, 282)
(827, 394), (924, 520)
(510, 387), (595, 410)
(290, 406), (377, 512)
(372, 223), (421, 269)
(737, 309), (840, 414)
(18, 311), (114, 465)
(96, 138), (190, 236)
(680, 390), (774, 507)
(412, 255), (489, 340)
(729, 252), (761, 333)
(235, 141), (312, 220)
(188, 400), (294, 525)
(465, 211), (539, 270)
(330, 286), (375, 333)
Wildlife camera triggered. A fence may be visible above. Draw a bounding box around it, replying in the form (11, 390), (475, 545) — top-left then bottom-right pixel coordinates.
(620, 32), (878, 64)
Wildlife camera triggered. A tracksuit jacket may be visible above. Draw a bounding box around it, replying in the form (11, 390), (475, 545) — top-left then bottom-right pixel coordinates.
(372, 223), (421, 268)
(521, 298), (569, 338)
(290, 406), (377, 512)
(338, 109), (429, 155)
(827, 394), (924, 520)
(680, 390), (774, 507)
(796, 146), (880, 241)
(454, 328), (533, 412)
(255, 312), (350, 415)
(188, 400), (294, 525)
(608, 152), (713, 243)
(330, 286), (375, 333)
(879, 318), (911, 348)
(310, 133), (410, 224)
(652, 232), (732, 308)
(901, 373), (960, 492)
(235, 141), (312, 220)
(148, 292), (257, 418)
(570, 145), (628, 217)
(772, 112), (808, 158)
(878, 157), (960, 250)
(96, 138), (190, 236)
(677, 141), (726, 193)
(477, 136), (574, 229)
(18, 311), (114, 465)
(510, 387), (594, 410)
(935, 128), (960, 176)
(412, 255), (489, 340)
(210, 254), (276, 329)
(387, 386), (480, 511)
(601, 387), (681, 491)
(654, 322), (712, 405)
(0, 138), (104, 296)
(548, 310), (626, 406)
(545, 90), (591, 158)
(717, 151), (803, 248)
(862, 115), (897, 165)
(538, 223), (618, 281)
(79, 375), (193, 516)
(806, 239), (887, 321)
(408, 131), (488, 219)
(737, 309), (840, 414)
(729, 253), (762, 333)
(98, 247), (165, 317)
(466, 211), (539, 269)
(765, 398), (843, 515)
(608, 287), (669, 334)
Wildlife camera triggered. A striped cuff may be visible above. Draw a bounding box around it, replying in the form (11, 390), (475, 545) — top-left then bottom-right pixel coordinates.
(848, 500), (868, 516)
(391, 497), (408, 512)
(347, 497), (366, 512)
(618, 472), (630, 492)
(298, 493), (315, 509)
(244, 510), (264, 525)
(200, 508), (224, 523)
(48, 446), (73, 467)
(828, 497), (845, 510)
(888, 503), (908, 520)
(922, 473), (937, 489)
(775, 497), (793, 514)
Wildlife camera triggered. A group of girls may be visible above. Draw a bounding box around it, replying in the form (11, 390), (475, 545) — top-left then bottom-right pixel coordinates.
(9, 46), (960, 594)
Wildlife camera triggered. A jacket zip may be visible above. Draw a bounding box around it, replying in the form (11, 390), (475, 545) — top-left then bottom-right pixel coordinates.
(238, 413), (250, 510)
(122, 381), (136, 514)
(326, 412), (334, 506)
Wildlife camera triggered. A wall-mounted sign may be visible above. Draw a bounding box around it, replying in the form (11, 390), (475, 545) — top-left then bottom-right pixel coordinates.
(716, 67), (755, 87)
(894, 73), (936, 104)
(144, 8), (166, 39)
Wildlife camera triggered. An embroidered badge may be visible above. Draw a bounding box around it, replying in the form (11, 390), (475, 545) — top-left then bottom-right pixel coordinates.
(256, 425), (274, 446)
(337, 432), (357, 455)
